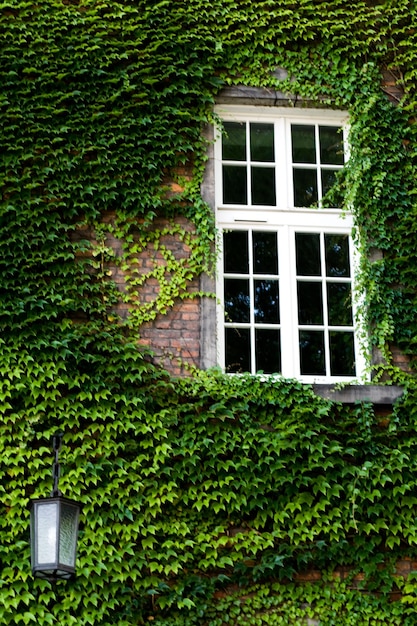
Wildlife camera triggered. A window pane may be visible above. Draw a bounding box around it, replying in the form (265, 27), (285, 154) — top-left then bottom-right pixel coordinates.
(296, 233), (321, 276)
(325, 234), (350, 277)
(254, 280), (279, 323)
(299, 330), (325, 375)
(297, 281), (323, 325)
(330, 331), (355, 376)
(253, 231), (278, 275)
(224, 231), (249, 274)
(251, 167), (276, 205)
(319, 126), (344, 165)
(224, 279), (250, 322)
(222, 121), (246, 161)
(225, 327), (250, 373)
(250, 123), (274, 162)
(327, 283), (353, 326)
(255, 329), (281, 374)
(223, 165), (247, 204)
(293, 168), (318, 207)
(321, 169), (339, 202)
(291, 125), (316, 163)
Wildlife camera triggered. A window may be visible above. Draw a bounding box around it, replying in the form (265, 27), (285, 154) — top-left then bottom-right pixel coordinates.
(215, 106), (364, 382)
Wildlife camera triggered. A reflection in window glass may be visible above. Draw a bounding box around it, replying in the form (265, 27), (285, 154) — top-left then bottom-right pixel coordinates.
(254, 280), (280, 323)
(251, 167), (276, 205)
(297, 281), (323, 325)
(256, 329), (281, 374)
(325, 234), (350, 277)
(291, 125), (316, 163)
(222, 122), (246, 161)
(296, 233), (321, 276)
(330, 332), (355, 376)
(223, 165), (247, 204)
(224, 231), (249, 274)
(253, 232), (278, 275)
(250, 123), (274, 162)
(321, 169), (339, 200)
(224, 279), (250, 323)
(327, 283), (353, 326)
(293, 168), (318, 207)
(319, 126), (344, 165)
(299, 331), (325, 375)
(225, 327), (250, 373)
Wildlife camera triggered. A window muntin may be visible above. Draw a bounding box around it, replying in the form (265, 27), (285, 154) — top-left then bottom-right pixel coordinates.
(216, 107), (362, 383)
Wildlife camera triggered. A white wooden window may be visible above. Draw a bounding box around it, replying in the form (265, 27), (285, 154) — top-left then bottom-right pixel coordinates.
(215, 106), (365, 383)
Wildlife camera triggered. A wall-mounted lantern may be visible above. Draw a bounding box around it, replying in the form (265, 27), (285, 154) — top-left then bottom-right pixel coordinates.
(29, 433), (81, 582)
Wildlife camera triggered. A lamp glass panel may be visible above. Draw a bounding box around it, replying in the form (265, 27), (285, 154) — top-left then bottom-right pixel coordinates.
(36, 502), (57, 565)
(60, 503), (78, 567)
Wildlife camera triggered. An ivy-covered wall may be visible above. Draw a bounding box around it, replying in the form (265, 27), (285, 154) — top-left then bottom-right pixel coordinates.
(2, 1), (417, 624)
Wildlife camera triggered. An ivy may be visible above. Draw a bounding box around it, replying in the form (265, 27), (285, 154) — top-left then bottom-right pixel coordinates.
(2, 0), (417, 624)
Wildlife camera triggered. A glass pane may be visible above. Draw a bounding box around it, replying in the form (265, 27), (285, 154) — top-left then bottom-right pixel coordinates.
(299, 330), (325, 375)
(36, 502), (57, 565)
(222, 121), (246, 161)
(59, 503), (78, 567)
(293, 169), (318, 207)
(225, 327), (250, 373)
(255, 329), (281, 374)
(297, 281), (323, 325)
(253, 231), (278, 275)
(224, 231), (249, 274)
(224, 278), (250, 323)
(250, 123), (274, 162)
(327, 283), (353, 326)
(291, 125), (316, 163)
(254, 280), (280, 323)
(325, 234), (350, 277)
(296, 233), (321, 276)
(251, 167), (276, 205)
(223, 165), (247, 204)
(330, 331), (355, 376)
(319, 126), (344, 165)
(321, 169), (339, 202)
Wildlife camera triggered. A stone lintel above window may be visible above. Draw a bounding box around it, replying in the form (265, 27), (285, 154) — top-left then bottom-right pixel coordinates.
(313, 384), (403, 405)
(216, 71), (334, 108)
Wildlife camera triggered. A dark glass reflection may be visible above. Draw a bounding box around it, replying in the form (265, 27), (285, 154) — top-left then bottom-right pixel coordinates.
(253, 231), (278, 275)
(251, 167), (276, 206)
(319, 126), (344, 165)
(330, 331), (355, 376)
(250, 123), (274, 162)
(224, 231), (249, 274)
(222, 122), (246, 161)
(297, 281), (323, 325)
(224, 279), (250, 323)
(325, 234), (350, 277)
(327, 283), (353, 326)
(254, 280), (280, 323)
(255, 329), (281, 374)
(299, 331), (325, 375)
(321, 169), (339, 203)
(296, 233), (321, 276)
(223, 165), (247, 204)
(225, 327), (250, 373)
(291, 125), (316, 163)
(293, 168), (318, 207)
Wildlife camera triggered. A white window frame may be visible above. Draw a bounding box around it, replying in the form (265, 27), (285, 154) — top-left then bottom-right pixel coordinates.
(215, 105), (367, 384)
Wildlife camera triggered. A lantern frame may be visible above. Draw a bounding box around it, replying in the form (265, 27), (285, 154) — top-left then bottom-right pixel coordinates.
(29, 434), (82, 582)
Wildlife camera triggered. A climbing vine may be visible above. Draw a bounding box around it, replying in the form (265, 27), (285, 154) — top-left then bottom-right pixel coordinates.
(2, 0), (417, 624)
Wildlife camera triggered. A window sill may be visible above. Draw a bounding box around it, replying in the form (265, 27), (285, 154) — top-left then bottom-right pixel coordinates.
(312, 384), (403, 405)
